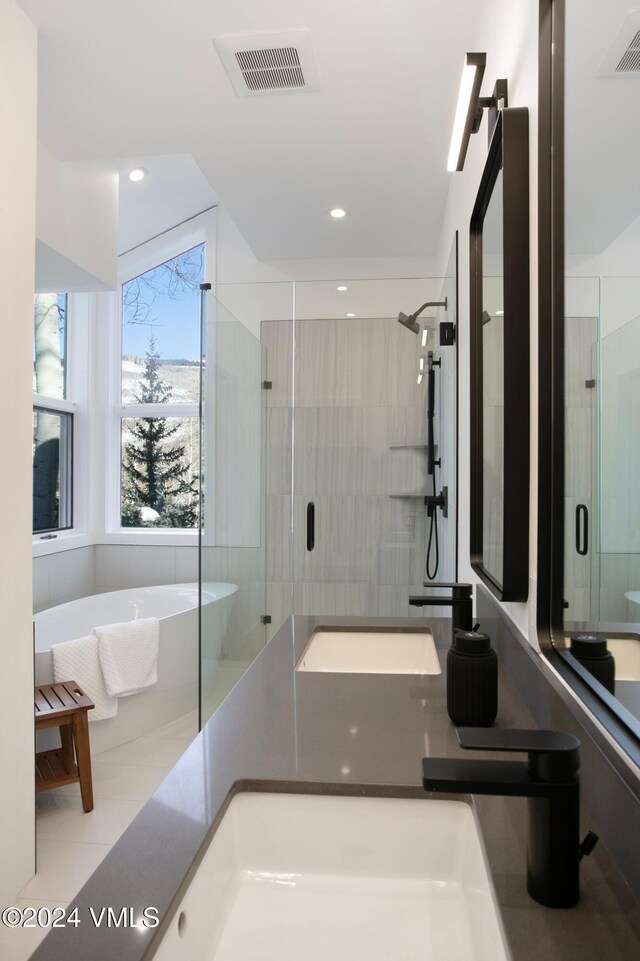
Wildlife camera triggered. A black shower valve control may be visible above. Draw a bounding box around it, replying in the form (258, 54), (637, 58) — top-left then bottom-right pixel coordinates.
(439, 321), (456, 346)
(425, 486), (448, 518)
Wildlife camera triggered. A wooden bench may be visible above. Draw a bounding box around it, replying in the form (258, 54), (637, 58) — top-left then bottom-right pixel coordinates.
(35, 681), (95, 812)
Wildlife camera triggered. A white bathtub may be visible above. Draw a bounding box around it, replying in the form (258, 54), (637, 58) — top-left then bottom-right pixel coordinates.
(34, 582), (237, 754)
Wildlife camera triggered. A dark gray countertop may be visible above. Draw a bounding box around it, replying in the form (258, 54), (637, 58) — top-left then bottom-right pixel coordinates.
(31, 615), (640, 961)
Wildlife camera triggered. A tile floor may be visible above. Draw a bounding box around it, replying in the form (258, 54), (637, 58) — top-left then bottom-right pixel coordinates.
(0, 711), (199, 961)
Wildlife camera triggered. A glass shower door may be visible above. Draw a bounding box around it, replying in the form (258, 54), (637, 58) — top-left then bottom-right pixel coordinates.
(199, 290), (267, 727)
(290, 278), (456, 618)
(563, 277), (600, 624)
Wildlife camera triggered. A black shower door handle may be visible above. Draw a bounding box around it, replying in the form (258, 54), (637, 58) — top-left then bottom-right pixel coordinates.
(575, 504), (589, 556)
(307, 502), (315, 552)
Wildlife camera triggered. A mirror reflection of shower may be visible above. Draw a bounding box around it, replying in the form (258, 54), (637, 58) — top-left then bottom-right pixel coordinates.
(397, 299), (451, 580)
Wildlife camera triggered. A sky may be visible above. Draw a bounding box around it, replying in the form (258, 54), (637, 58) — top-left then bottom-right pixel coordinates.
(122, 244), (204, 362)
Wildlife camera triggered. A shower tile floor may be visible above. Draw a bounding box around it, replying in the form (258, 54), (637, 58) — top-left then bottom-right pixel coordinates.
(1, 710), (199, 961)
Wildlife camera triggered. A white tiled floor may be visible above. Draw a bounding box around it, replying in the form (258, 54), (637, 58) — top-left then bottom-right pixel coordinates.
(0, 711), (198, 961)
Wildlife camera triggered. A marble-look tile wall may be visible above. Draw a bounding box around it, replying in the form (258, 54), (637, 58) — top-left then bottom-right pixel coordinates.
(263, 316), (457, 638)
(564, 315), (597, 622)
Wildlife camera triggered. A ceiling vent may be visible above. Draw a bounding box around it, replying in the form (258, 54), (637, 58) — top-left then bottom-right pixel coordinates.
(213, 31), (320, 96)
(598, 11), (640, 77)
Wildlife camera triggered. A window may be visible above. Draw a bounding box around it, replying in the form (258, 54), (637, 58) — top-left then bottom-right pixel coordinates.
(33, 293), (74, 534)
(118, 243), (204, 529)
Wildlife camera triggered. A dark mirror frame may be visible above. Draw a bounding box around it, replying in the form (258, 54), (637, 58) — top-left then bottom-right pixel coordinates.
(537, 0), (640, 768)
(470, 107), (530, 602)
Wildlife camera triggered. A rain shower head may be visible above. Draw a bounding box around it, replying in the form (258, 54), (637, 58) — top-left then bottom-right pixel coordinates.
(397, 299), (448, 336)
(397, 311), (420, 334)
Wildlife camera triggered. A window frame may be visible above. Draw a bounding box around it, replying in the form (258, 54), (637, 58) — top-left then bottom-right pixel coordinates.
(105, 214), (212, 543)
(32, 404), (74, 535)
(32, 292), (91, 555)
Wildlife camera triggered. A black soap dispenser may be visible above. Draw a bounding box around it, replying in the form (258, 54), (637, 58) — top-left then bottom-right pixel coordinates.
(569, 633), (616, 694)
(447, 629), (498, 727)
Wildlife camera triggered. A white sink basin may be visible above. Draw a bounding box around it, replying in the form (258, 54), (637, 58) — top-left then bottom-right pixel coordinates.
(295, 629), (441, 675)
(153, 793), (511, 961)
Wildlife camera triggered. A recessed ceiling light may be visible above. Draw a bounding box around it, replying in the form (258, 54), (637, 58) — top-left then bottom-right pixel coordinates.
(346, 312), (356, 318)
(128, 167), (147, 182)
(337, 285), (348, 292)
(329, 207), (348, 219)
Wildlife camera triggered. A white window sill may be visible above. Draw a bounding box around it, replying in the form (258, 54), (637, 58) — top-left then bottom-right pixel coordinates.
(100, 530), (199, 547)
(32, 531), (91, 557)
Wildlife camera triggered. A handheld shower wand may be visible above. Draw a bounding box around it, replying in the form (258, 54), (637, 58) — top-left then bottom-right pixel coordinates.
(425, 351), (444, 580)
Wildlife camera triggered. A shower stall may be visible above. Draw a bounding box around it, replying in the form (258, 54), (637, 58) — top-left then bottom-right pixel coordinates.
(198, 269), (459, 724)
(564, 276), (640, 626)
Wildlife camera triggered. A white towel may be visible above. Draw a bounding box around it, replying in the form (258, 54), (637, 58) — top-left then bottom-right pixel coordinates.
(51, 635), (118, 721)
(95, 617), (159, 697)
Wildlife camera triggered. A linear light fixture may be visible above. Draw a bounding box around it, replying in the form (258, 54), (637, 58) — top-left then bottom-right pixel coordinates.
(447, 53), (487, 171)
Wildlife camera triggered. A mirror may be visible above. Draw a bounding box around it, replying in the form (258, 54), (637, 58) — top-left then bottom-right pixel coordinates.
(470, 108), (530, 601)
(539, 0), (640, 757)
(482, 172), (504, 586)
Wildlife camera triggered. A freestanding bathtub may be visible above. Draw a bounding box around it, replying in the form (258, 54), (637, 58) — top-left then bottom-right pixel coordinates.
(33, 582), (238, 755)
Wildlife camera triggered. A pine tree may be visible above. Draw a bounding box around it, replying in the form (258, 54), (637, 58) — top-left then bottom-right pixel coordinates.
(121, 336), (198, 527)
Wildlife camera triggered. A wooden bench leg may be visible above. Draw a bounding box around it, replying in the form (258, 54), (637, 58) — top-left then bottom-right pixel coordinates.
(59, 720), (75, 774)
(71, 710), (94, 812)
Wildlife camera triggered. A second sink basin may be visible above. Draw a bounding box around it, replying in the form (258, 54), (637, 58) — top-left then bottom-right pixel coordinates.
(295, 629), (441, 675)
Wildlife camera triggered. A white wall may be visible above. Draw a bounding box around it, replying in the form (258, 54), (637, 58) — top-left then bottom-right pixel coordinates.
(0, 0), (37, 904)
(567, 212), (640, 278)
(36, 141), (119, 291)
(436, 0), (540, 643)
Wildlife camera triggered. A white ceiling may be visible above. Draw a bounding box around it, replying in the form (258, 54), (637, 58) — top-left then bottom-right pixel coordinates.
(117, 154), (217, 254)
(565, 0), (640, 256)
(20, 0), (483, 262)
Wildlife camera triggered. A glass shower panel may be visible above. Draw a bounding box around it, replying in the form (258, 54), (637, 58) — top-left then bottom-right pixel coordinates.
(290, 278), (455, 618)
(199, 290), (267, 727)
(216, 282), (296, 643)
(598, 278), (640, 626)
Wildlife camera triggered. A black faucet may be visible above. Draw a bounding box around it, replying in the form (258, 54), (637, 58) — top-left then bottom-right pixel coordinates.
(409, 582), (473, 633)
(422, 727), (598, 908)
